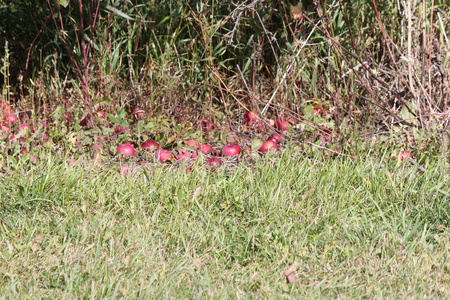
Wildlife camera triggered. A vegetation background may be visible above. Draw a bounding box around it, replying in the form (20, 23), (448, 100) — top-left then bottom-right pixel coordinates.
(1, 0), (448, 138)
(0, 0), (449, 298)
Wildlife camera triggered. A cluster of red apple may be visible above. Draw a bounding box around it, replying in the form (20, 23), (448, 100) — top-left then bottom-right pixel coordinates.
(0, 101), (38, 142)
(115, 133), (283, 168)
(1, 101), (415, 168)
(112, 110), (289, 169)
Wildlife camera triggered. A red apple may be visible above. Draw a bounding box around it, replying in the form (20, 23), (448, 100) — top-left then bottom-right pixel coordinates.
(1, 123), (10, 133)
(141, 140), (159, 152)
(313, 108), (323, 117)
(221, 142), (241, 157)
(399, 151), (413, 161)
(199, 144), (212, 154)
(201, 119), (214, 132)
(208, 157), (222, 168)
(186, 140), (200, 148)
(319, 135), (330, 145)
(117, 143), (136, 157)
(18, 123), (32, 131)
(3, 113), (18, 125)
(275, 118), (289, 131)
(131, 107), (145, 119)
(79, 116), (89, 126)
(96, 110), (106, 119)
(17, 124), (32, 138)
(121, 165), (130, 175)
(114, 125), (129, 134)
(155, 148), (174, 162)
(0, 101), (12, 113)
(257, 121), (266, 132)
(258, 140), (279, 154)
(191, 150), (199, 160)
(176, 151), (191, 161)
(91, 144), (102, 151)
(243, 111), (258, 125)
(268, 133), (282, 143)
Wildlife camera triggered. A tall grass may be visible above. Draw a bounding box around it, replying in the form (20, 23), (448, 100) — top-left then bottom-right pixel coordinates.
(1, 0), (447, 131)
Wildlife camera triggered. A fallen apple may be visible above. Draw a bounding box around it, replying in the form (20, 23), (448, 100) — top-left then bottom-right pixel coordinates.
(186, 140), (200, 148)
(208, 157), (222, 168)
(243, 111), (258, 125)
(199, 144), (212, 154)
(176, 151), (191, 161)
(0, 101), (12, 113)
(221, 142), (241, 157)
(268, 133), (282, 143)
(258, 140), (279, 154)
(257, 120), (266, 132)
(275, 118), (289, 131)
(96, 110), (106, 119)
(200, 119), (214, 132)
(141, 140), (159, 152)
(319, 135), (330, 145)
(131, 107), (145, 119)
(313, 108), (323, 117)
(399, 151), (413, 161)
(17, 124), (32, 138)
(191, 150), (200, 160)
(117, 143), (136, 157)
(1, 123), (10, 133)
(114, 125), (130, 134)
(91, 143), (102, 151)
(121, 165), (130, 175)
(3, 113), (18, 125)
(79, 116), (89, 126)
(155, 148), (174, 162)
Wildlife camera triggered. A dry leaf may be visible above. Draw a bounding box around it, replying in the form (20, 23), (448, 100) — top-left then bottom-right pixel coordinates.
(290, 2), (303, 20)
(284, 261), (301, 284)
(191, 187), (202, 202)
(283, 270), (297, 284)
(93, 148), (102, 166)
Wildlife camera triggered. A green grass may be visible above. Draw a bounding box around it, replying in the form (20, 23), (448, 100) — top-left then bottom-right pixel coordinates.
(0, 149), (449, 298)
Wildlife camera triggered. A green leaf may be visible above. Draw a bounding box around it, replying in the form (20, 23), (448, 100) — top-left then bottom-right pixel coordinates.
(59, 0), (69, 8)
(2, 249), (11, 260)
(304, 105), (315, 120)
(137, 120), (144, 135)
(105, 4), (135, 20)
(399, 103), (418, 125)
(107, 114), (118, 124)
(51, 105), (65, 122)
(117, 107), (126, 120)
(177, 188), (185, 202)
(251, 138), (263, 151)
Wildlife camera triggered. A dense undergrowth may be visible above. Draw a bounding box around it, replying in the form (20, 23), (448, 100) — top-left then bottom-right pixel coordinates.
(0, 0), (448, 167)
